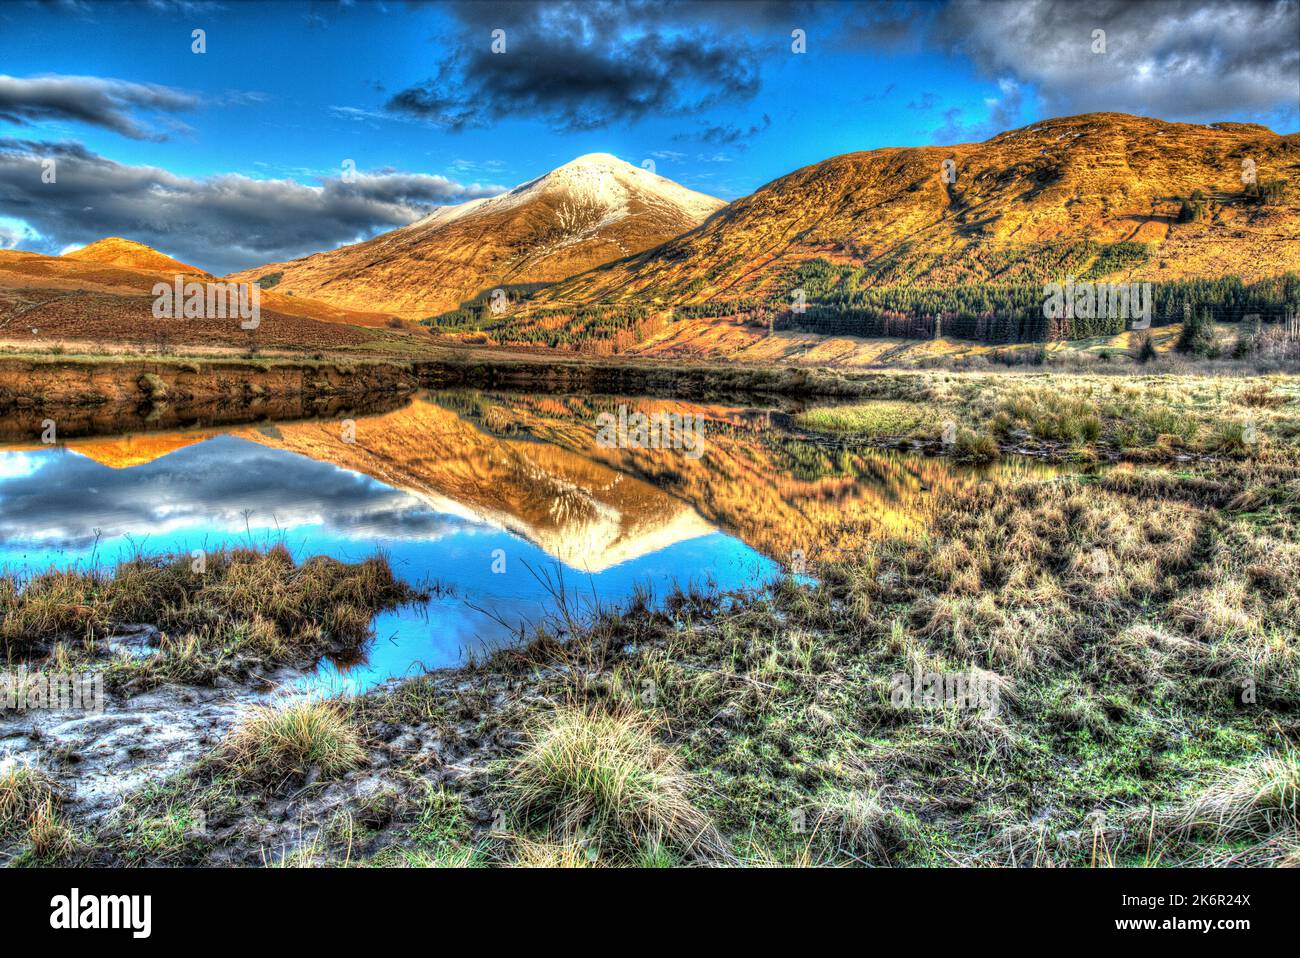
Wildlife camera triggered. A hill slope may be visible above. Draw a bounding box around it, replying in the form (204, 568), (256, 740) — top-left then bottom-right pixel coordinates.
(228, 154), (725, 320)
(0, 247), (406, 353)
(539, 114), (1299, 310)
(64, 238), (208, 276)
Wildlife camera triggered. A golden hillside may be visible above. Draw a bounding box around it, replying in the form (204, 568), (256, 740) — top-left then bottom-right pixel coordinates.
(539, 114), (1299, 308)
(0, 247), (404, 352)
(64, 237), (208, 276)
(228, 154), (725, 320)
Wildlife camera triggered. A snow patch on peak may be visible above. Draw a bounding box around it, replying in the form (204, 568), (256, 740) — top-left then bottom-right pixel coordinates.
(408, 195), (492, 229)
(408, 154), (723, 233)
(560, 152), (629, 169)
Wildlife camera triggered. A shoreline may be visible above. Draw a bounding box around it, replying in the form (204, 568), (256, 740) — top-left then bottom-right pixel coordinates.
(4, 354), (1295, 471)
(6, 336), (1297, 411)
(3, 457), (1296, 866)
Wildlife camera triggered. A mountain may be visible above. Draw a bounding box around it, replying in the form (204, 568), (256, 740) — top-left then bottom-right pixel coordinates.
(228, 154), (726, 320)
(537, 114), (1299, 310)
(63, 237), (207, 276)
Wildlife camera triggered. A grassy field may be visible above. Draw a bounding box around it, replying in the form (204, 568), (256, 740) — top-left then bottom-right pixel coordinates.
(795, 372), (1300, 464)
(1, 370), (1298, 867)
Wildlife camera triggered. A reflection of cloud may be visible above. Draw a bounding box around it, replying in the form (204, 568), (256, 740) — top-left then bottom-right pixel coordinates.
(0, 437), (476, 548)
(0, 450), (41, 480)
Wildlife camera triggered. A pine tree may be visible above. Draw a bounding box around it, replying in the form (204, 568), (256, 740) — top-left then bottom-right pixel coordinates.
(1177, 305), (1217, 356)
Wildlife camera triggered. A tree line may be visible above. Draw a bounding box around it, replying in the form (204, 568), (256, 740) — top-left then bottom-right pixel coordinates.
(773, 258), (1298, 344)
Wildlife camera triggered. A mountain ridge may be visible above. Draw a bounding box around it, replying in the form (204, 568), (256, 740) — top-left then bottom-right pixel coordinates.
(534, 113), (1299, 311)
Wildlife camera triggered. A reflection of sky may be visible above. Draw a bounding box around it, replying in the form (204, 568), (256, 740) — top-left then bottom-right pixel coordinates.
(0, 437), (462, 558)
(0, 436), (777, 694)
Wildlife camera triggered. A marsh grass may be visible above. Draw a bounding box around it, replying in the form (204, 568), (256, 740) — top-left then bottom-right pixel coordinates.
(794, 372), (1300, 464)
(794, 400), (940, 438)
(368, 844), (483, 868)
(508, 834), (599, 868)
(1179, 747), (1300, 839)
(950, 427), (998, 462)
(994, 388), (1103, 444)
(457, 456), (1300, 867)
(0, 765), (58, 842)
(1206, 420), (1256, 457)
(0, 546), (424, 685)
(814, 785), (903, 863)
(26, 798), (78, 860)
(0, 765), (79, 862)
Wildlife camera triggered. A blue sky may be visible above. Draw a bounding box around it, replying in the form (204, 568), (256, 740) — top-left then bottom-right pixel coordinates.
(0, 0), (1296, 273)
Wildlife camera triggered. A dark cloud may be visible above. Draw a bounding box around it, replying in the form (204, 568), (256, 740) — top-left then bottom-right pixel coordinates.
(0, 138), (505, 274)
(386, 0), (769, 131)
(830, 0), (931, 51)
(705, 114), (772, 145)
(933, 0), (1299, 126)
(390, 0), (1298, 137)
(0, 74), (198, 141)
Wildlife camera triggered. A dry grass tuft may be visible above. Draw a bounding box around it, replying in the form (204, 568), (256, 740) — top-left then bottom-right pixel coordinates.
(0, 764), (59, 841)
(221, 698), (366, 787)
(1180, 748), (1300, 840)
(505, 705), (728, 863)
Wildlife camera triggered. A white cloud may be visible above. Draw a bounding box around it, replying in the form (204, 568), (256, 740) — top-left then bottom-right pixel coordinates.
(936, 0), (1300, 126)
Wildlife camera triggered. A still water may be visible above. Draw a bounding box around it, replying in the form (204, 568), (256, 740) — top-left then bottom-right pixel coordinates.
(0, 391), (1061, 693)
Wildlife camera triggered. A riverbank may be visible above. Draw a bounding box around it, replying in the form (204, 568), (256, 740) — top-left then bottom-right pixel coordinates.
(2, 449), (1296, 867)
(0, 346), (895, 401)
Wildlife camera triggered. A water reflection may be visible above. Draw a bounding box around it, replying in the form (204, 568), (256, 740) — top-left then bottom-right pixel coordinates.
(0, 392), (1064, 692)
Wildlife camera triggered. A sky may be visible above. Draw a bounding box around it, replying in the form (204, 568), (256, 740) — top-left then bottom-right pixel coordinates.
(0, 0), (1296, 274)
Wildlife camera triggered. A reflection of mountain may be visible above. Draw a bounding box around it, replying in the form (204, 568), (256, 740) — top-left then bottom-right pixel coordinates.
(68, 433), (214, 469)
(23, 393), (1065, 570)
(231, 401), (716, 573)
(426, 393), (1065, 565)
